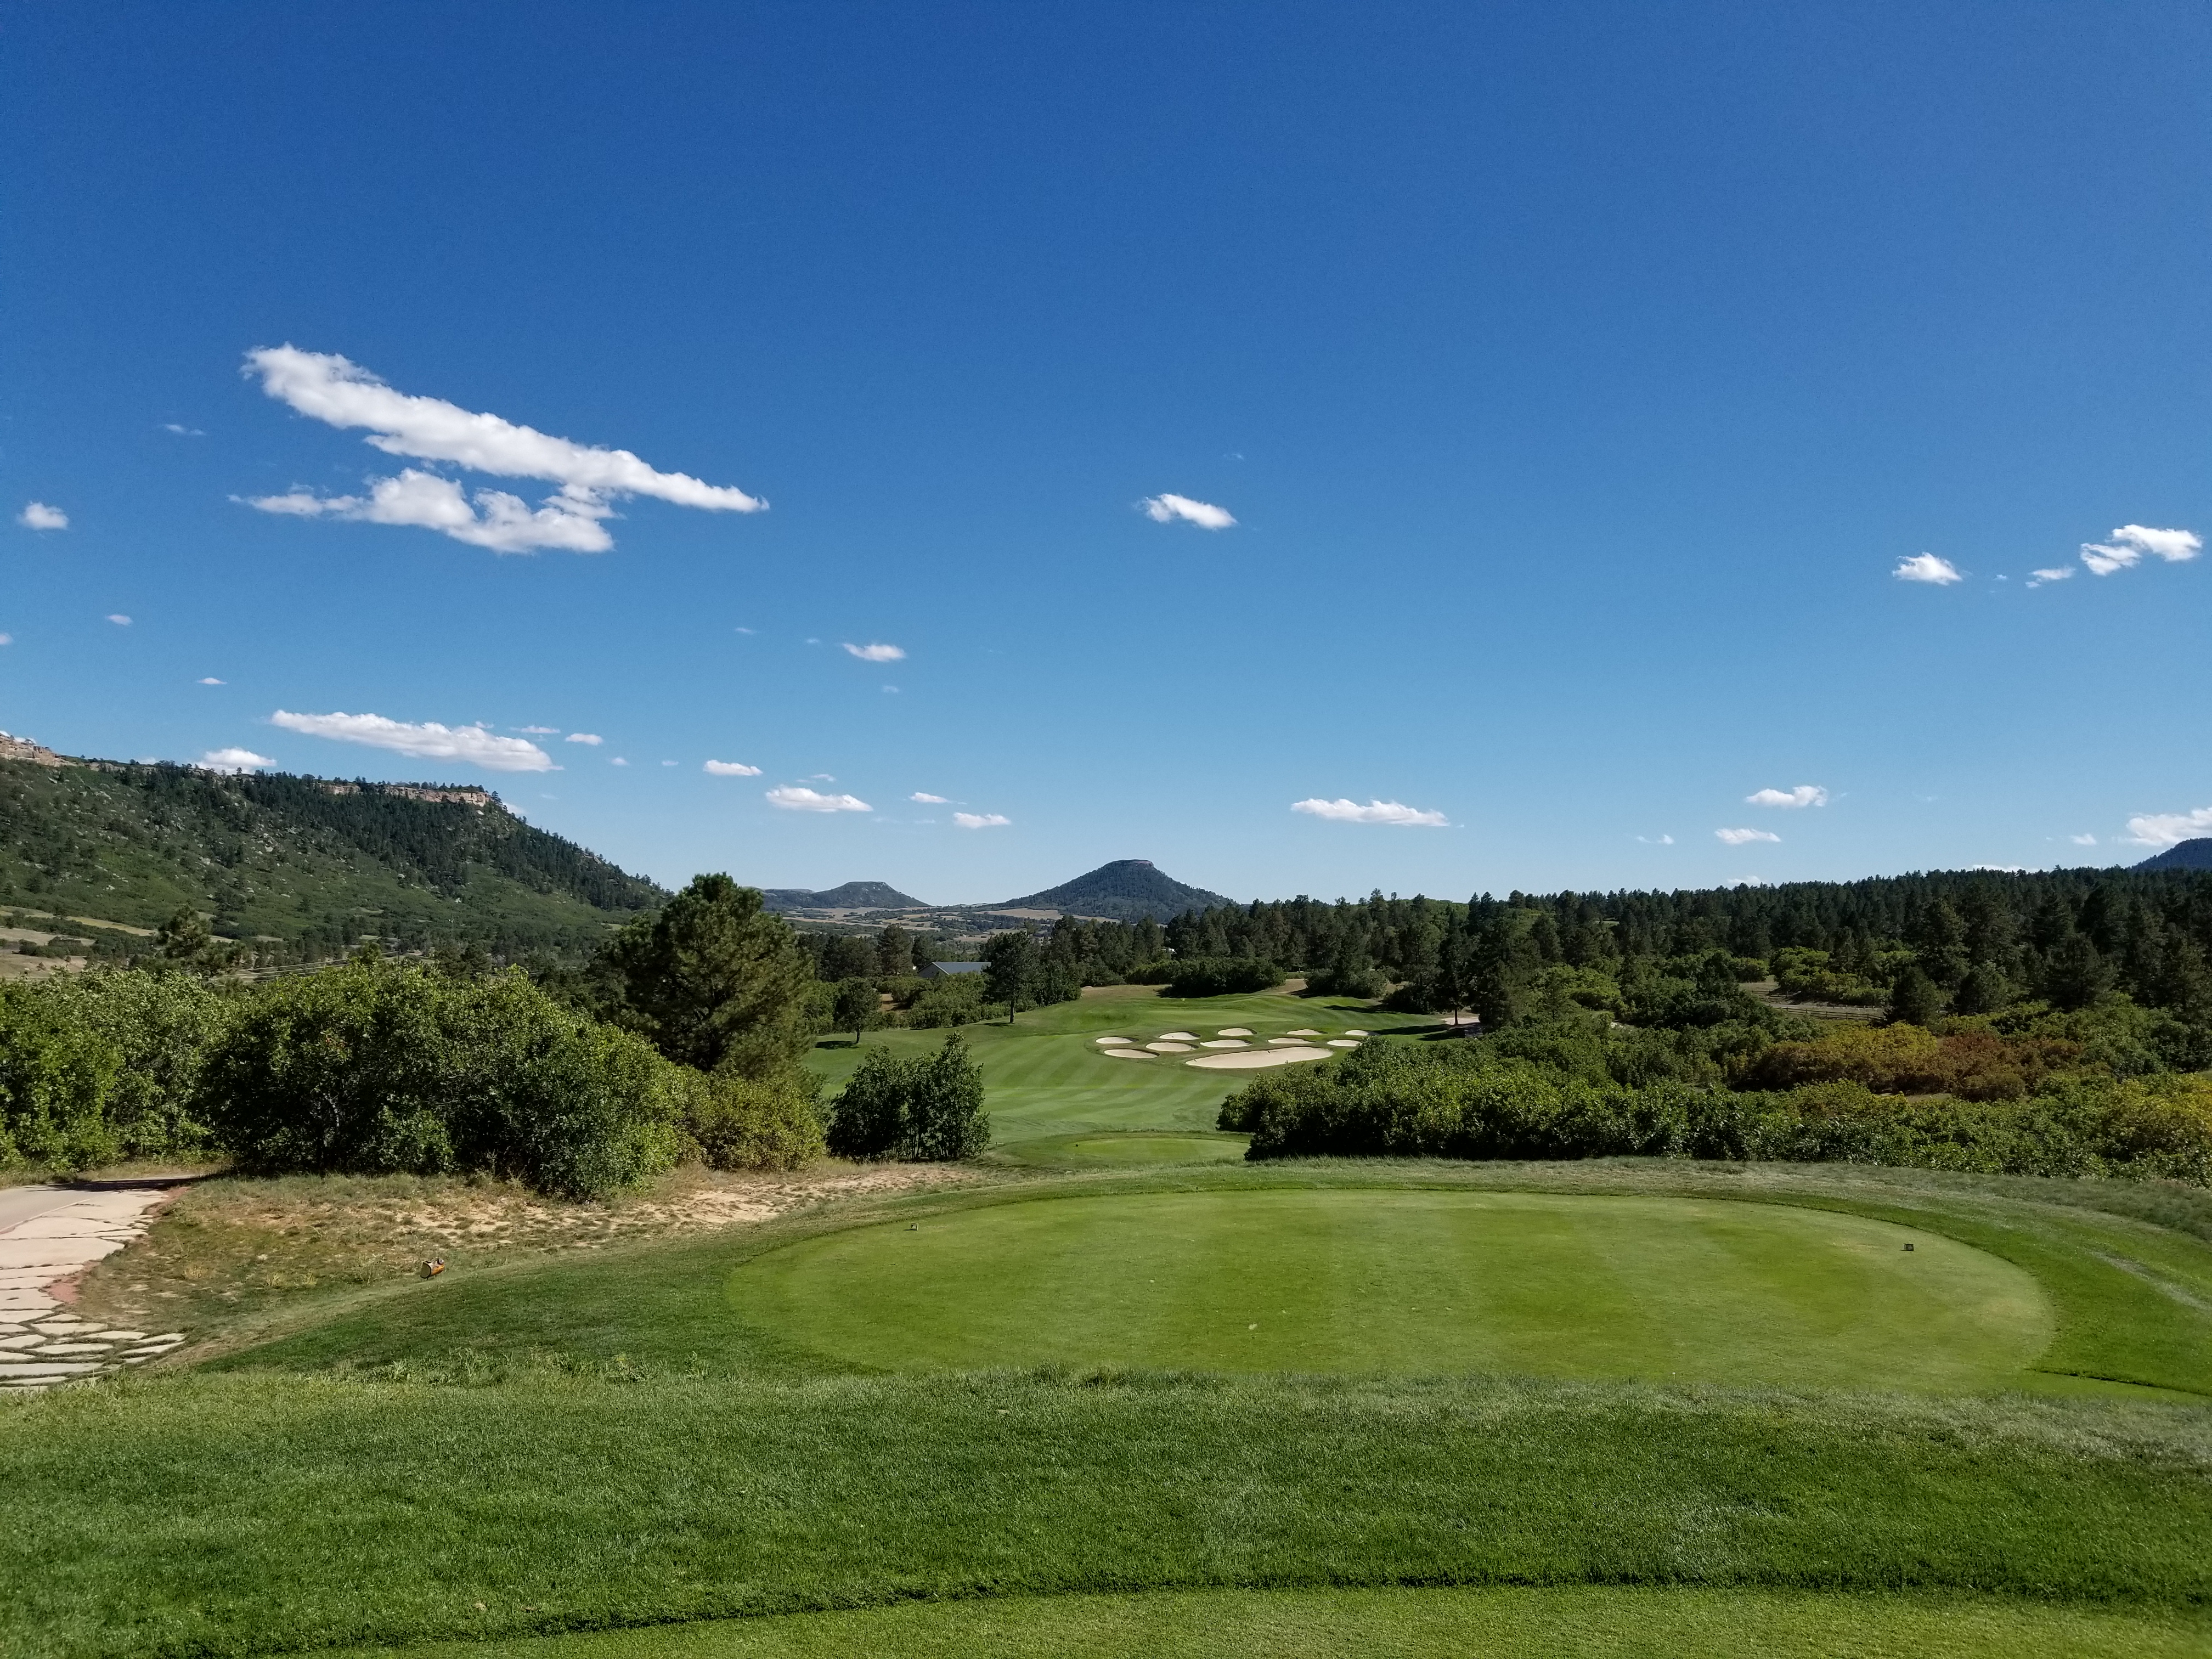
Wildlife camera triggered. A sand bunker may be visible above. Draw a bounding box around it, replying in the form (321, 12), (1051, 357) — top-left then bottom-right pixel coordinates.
(1198, 1039), (1251, 1049)
(1267, 1037), (1308, 1046)
(1146, 1041), (1195, 1053)
(1156, 1031), (1198, 1041)
(1344, 1030), (1369, 1037)
(1286, 1029), (1322, 1037)
(1216, 1028), (1254, 1037)
(1095, 1036), (1132, 1045)
(1327, 1039), (1362, 1048)
(1102, 1046), (1154, 1059)
(1186, 1046), (1332, 1070)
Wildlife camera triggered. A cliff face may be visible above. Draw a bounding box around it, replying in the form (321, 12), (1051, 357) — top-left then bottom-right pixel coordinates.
(0, 731), (69, 767)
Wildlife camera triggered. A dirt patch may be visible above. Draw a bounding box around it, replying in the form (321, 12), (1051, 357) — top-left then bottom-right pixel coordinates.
(74, 1162), (986, 1334)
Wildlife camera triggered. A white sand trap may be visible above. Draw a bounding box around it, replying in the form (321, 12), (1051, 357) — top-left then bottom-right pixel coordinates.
(1156, 1031), (1198, 1041)
(1146, 1042), (1195, 1053)
(1267, 1037), (1308, 1046)
(1327, 1039), (1362, 1048)
(1187, 1046), (1331, 1070)
(1216, 1028), (1254, 1037)
(1095, 1036), (1132, 1045)
(1102, 1046), (1154, 1059)
(1198, 1039), (1251, 1049)
(1344, 1030), (1370, 1037)
(1286, 1029), (1323, 1037)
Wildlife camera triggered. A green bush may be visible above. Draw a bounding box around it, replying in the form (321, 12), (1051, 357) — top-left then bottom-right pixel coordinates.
(0, 983), (124, 1171)
(197, 957), (685, 1198)
(672, 1067), (824, 1170)
(1162, 957), (1283, 998)
(826, 1033), (990, 1160)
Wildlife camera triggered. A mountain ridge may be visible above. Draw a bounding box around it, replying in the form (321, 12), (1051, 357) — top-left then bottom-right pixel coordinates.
(2136, 838), (2212, 873)
(1000, 859), (1234, 923)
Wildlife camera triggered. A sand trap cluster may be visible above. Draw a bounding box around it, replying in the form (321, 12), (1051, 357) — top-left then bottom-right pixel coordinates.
(1094, 1022), (1365, 1069)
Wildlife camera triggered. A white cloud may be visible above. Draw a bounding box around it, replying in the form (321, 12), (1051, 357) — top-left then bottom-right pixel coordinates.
(1715, 827), (1781, 845)
(2124, 805), (2212, 847)
(734, 626), (757, 635)
(1291, 797), (1450, 827)
(2081, 524), (2202, 577)
(705, 760), (762, 776)
(1893, 553), (1962, 585)
(162, 424), (205, 437)
(240, 346), (764, 553)
(610, 757), (629, 767)
(515, 725), (558, 734)
(2070, 833), (2098, 845)
(18, 501), (67, 531)
(882, 685), (900, 695)
(952, 812), (1011, 829)
(1139, 493), (1236, 530)
(200, 747), (275, 774)
(1746, 785), (1828, 809)
(766, 785), (871, 812)
(842, 642), (905, 662)
(106, 614), (132, 627)
(244, 469), (616, 555)
(661, 760), (676, 767)
(2028, 567), (2074, 588)
(808, 774), (836, 781)
(198, 676), (225, 685)
(0, 635), (14, 647)
(1636, 834), (1674, 845)
(269, 709), (556, 772)
(909, 792), (950, 804)
(565, 732), (603, 746)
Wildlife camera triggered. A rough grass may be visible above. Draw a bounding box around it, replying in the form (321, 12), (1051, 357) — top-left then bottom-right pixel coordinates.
(340, 1585), (2212, 1659)
(4, 1369), (2210, 1659)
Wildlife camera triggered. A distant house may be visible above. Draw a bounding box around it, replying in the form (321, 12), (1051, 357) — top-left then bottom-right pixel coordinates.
(918, 960), (988, 980)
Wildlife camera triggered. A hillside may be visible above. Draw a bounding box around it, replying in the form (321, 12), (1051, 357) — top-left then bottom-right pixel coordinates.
(2137, 838), (2212, 872)
(1002, 859), (1234, 923)
(0, 752), (664, 960)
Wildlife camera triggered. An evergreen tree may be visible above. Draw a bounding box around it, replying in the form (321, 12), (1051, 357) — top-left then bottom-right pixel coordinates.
(600, 874), (813, 1079)
(1886, 963), (1944, 1027)
(831, 977), (879, 1043)
(981, 930), (1038, 1023)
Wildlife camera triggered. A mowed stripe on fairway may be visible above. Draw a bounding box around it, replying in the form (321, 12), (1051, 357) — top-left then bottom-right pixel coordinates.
(727, 1190), (2052, 1389)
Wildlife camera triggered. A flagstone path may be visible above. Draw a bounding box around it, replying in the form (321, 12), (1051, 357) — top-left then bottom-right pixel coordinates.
(0, 1182), (187, 1393)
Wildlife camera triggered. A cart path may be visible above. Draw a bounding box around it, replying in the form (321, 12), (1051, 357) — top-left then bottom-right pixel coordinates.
(0, 1182), (188, 1393)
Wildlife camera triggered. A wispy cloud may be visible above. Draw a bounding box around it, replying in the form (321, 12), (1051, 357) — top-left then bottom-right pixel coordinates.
(842, 642), (905, 662)
(565, 732), (603, 746)
(18, 502), (67, 531)
(704, 759), (761, 776)
(270, 709), (556, 772)
(2124, 805), (2212, 847)
(515, 725), (558, 734)
(2070, 833), (2098, 845)
(1715, 827), (1781, 845)
(2081, 524), (2201, 577)
(1893, 553), (1962, 585)
(610, 757), (629, 766)
(909, 792), (950, 804)
(106, 614), (132, 627)
(766, 785), (871, 812)
(1746, 785), (1827, 809)
(198, 676), (225, 685)
(1636, 834), (1674, 845)
(2028, 567), (2074, 588)
(200, 747), (274, 774)
(1139, 493), (1235, 530)
(240, 346), (764, 553)
(0, 635), (14, 647)
(952, 812), (1011, 829)
(162, 423), (205, 437)
(1292, 797), (1449, 827)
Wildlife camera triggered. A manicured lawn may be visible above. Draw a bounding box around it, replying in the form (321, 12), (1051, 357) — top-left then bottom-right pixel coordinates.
(802, 985), (1389, 1147)
(346, 1585), (2212, 1659)
(6, 1369), (2210, 1658)
(731, 1188), (2051, 1388)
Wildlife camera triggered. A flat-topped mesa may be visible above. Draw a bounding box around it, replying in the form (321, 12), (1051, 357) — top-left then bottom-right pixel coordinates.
(0, 731), (70, 768)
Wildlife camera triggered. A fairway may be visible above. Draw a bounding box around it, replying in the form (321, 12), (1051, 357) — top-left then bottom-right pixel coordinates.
(730, 1189), (2051, 1388)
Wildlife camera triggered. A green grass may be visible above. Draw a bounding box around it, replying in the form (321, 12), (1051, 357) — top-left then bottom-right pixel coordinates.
(732, 1189), (2050, 1388)
(343, 1585), (2212, 1658)
(805, 985), (1388, 1147)
(6, 1369), (2211, 1658)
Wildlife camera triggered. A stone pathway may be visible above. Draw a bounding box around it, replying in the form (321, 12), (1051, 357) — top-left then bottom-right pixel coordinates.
(0, 1184), (187, 1394)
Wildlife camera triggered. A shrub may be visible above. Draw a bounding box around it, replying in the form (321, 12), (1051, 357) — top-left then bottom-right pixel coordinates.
(1737, 1022), (2081, 1101)
(1162, 957), (1283, 998)
(197, 958), (685, 1199)
(673, 1068), (823, 1170)
(0, 983), (124, 1171)
(825, 1034), (990, 1161)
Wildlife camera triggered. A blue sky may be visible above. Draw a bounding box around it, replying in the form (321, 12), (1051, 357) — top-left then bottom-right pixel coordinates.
(4, 2), (2209, 905)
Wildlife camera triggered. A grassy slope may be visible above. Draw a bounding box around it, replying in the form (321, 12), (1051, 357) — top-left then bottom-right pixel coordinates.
(803, 984), (1386, 1146)
(5, 1370), (2210, 1658)
(349, 1586), (2212, 1659)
